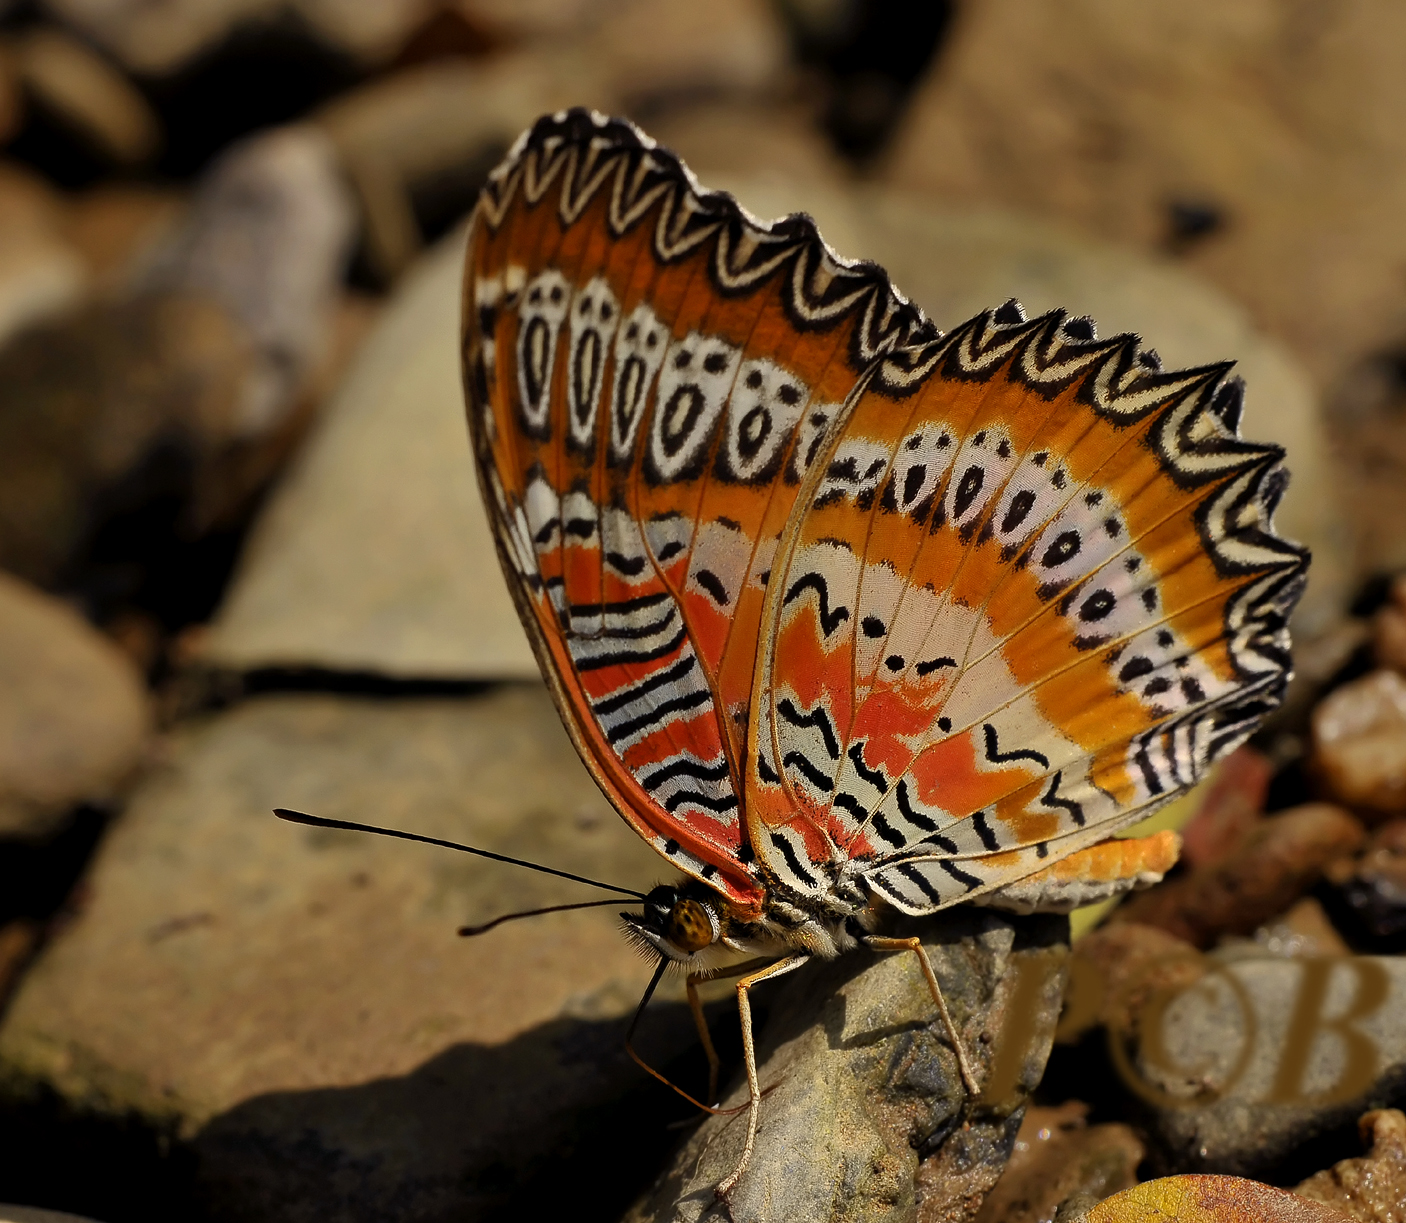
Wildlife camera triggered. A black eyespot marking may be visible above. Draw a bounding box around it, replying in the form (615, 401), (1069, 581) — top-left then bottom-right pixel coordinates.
(1142, 588), (1158, 610)
(600, 302), (612, 320)
(1105, 517), (1122, 538)
(1085, 491), (1103, 506)
(737, 406), (770, 459)
(953, 465), (985, 517)
(550, 285), (563, 303)
(996, 438), (1011, 459)
(663, 838), (679, 855)
(745, 369), (763, 389)
(778, 383), (801, 405)
(645, 332), (658, 348)
(1144, 677), (1171, 697)
(625, 322), (638, 340)
(973, 430), (987, 446)
(938, 433), (951, 447)
(1079, 589), (1116, 621)
(579, 297), (591, 313)
(1041, 530), (1081, 568)
(1001, 489), (1036, 534)
(1126, 556), (1141, 572)
(1119, 656), (1154, 683)
(885, 655), (905, 671)
(529, 287), (542, 304)
(938, 716), (952, 732)
(1157, 629), (1175, 647)
(903, 464), (927, 505)
(674, 350), (691, 369)
(1181, 677), (1206, 703)
(703, 351), (728, 374)
(1032, 451), (1048, 466)
(905, 434), (923, 451)
(862, 616), (885, 638)
(1052, 469), (1067, 489)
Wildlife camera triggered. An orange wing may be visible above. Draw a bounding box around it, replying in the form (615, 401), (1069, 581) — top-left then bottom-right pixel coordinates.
(746, 304), (1307, 911)
(461, 111), (931, 915)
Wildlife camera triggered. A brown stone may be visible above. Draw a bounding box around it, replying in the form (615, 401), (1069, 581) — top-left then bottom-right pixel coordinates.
(625, 912), (1069, 1223)
(1180, 746), (1273, 870)
(13, 28), (159, 166)
(971, 1101), (1143, 1223)
(1372, 577), (1406, 675)
(0, 572), (150, 838)
(1313, 672), (1406, 818)
(0, 686), (707, 1221)
(1113, 804), (1365, 949)
(61, 184), (185, 288)
(1059, 921), (1205, 1044)
(1296, 1108), (1406, 1222)
(1087, 1176), (1353, 1222)
(0, 160), (86, 349)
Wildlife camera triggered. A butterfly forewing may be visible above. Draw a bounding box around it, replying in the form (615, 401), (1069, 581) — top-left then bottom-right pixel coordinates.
(463, 112), (932, 916)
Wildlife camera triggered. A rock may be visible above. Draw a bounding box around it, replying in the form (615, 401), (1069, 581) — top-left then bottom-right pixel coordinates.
(1240, 898), (1352, 962)
(625, 910), (1069, 1223)
(0, 161), (86, 349)
(139, 124), (356, 438)
(0, 290), (252, 591)
(1059, 922), (1204, 1045)
(1322, 820), (1406, 949)
(703, 178), (1347, 635)
(971, 1101), (1143, 1223)
(1371, 577), (1406, 674)
(0, 572), (150, 838)
(882, 0), (1406, 406)
(0, 685), (706, 1222)
(1124, 955), (1406, 1179)
(61, 184), (184, 290)
(38, 0), (278, 76)
(1086, 1176), (1352, 1222)
(1312, 672), (1406, 818)
(201, 227), (538, 680)
(1179, 747), (1273, 871)
(13, 27), (159, 166)
(644, 100), (847, 188)
(291, 0), (438, 63)
(0, 1208), (108, 1223)
(317, 0), (789, 281)
(1112, 805), (1365, 949)
(1296, 1108), (1406, 1222)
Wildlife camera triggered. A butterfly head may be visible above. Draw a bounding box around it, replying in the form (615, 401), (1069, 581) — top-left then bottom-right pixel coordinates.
(622, 882), (723, 962)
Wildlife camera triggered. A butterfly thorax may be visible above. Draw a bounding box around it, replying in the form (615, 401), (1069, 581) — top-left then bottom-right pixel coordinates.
(622, 877), (876, 973)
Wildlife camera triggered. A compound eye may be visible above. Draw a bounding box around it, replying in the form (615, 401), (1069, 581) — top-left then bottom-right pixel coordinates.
(665, 899), (716, 954)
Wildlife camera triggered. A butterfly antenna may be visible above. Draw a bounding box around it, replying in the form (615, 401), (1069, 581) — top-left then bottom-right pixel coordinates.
(624, 957), (745, 1118)
(273, 809), (647, 899)
(459, 898), (626, 936)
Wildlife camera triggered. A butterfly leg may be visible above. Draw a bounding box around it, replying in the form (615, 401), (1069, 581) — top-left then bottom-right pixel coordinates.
(685, 957), (775, 1107)
(715, 953), (812, 1200)
(864, 936), (981, 1096)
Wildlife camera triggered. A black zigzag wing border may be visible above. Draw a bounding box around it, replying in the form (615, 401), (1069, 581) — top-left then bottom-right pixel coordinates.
(473, 107), (938, 374)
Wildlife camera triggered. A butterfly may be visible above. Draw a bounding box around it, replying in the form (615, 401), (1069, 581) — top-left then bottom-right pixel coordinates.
(458, 108), (1307, 1196)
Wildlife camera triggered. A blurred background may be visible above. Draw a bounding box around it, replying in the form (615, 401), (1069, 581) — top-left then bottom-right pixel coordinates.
(0, 1), (1404, 1220)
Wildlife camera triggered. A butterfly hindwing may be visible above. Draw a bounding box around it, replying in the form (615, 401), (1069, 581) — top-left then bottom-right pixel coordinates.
(463, 111), (932, 916)
(749, 305), (1306, 911)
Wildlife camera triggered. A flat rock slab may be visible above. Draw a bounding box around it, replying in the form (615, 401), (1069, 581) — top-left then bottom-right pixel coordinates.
(0, 686), (708, 1221)
(1130, 954), (1406, 1179)
(201, 227), (539, 680)
(626, 911), (1069, 1223)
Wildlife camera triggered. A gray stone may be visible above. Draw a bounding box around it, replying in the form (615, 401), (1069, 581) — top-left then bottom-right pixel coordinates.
(626, 911), (1069, 1223)
(138, 124), (356, 438)
(1126, 954), (1406, 1178)
(0, 685), (705, 1221)
(201, 227), (539, 679)
(0, 571), (150, 838)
